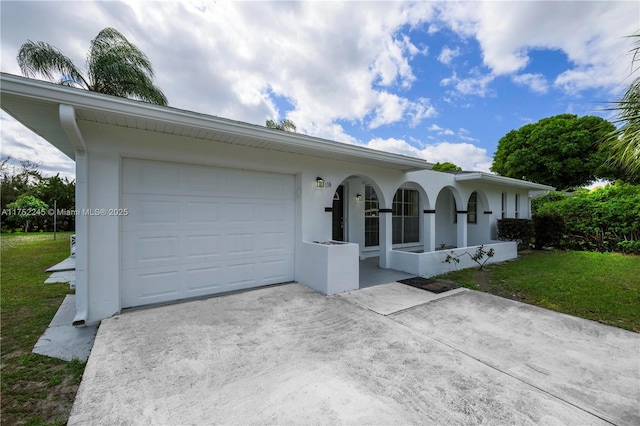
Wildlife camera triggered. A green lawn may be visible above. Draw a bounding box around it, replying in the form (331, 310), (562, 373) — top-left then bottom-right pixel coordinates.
(437, 250), (640, 333)
(1, 232), (85, 426)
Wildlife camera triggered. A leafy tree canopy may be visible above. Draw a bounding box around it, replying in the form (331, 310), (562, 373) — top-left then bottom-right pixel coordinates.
(491, 114), (618, 190)
(1, 156), (76, 232)
(266, 118), (296, 132)
(432, 162), (462, 172)
(5, 195), (48, 233)
(18, 27), (167, 105)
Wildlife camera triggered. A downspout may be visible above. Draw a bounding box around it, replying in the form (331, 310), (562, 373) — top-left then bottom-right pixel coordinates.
(59, 105), (89, 326)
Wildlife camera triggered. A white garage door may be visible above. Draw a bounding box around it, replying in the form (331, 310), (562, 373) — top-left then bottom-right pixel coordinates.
(121, 159), (295, 308)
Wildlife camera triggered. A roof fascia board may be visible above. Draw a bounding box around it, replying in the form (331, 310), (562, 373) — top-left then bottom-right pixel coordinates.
(1, 73), (431, 172)
(455, 172), (554, 191)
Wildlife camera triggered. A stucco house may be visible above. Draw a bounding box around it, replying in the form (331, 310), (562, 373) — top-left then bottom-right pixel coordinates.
(1, 73), (552, 326)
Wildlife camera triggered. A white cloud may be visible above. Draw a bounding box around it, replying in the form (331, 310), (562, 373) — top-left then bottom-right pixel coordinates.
(437, 46), (461, 65)
(0, 1), (441, 175)
(441, 71), (495, 97)
(436, 1), (639, 93)
(365, 137), (492, 172)
(511, 73), (549, 94)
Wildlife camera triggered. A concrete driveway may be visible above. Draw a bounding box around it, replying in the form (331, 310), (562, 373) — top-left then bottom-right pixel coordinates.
(69, 283), (639, 425)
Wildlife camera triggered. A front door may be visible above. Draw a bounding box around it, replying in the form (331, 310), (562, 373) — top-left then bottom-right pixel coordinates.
(332, 185), (344, 241)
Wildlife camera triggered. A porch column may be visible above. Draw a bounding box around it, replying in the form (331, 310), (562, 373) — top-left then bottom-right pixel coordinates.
(379, 209), (393, 269)
(456, 211), (468, 248)
(424, 210), (436, 252)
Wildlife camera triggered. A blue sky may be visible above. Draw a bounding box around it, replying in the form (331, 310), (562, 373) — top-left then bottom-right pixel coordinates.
(1, 1), (638, 180)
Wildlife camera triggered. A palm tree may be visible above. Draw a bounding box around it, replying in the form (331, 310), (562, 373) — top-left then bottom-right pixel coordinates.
(266, 118), (297, 132)
(17, 27), (167, 106)
(605, 33), (640, 179)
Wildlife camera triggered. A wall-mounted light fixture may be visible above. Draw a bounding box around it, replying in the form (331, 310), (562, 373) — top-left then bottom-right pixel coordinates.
(355, 193), (363, 202)
(316, 177), (325, 188)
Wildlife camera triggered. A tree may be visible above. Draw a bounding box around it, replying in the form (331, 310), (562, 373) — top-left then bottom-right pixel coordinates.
(1, 156), (43, 212)
(432, 162), (462, 172)
(603, 33), (640, 181)
(5, 195), (48, 233)
(18, 27), (167, 105)
(1, 157), (76, 232)
(491, 114), (617, 190)
(35, 174), (76, 232)
(266, 118), (296, 132)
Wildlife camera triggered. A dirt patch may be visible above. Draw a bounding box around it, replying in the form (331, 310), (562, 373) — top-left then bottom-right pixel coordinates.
(475, 269), (492, 291)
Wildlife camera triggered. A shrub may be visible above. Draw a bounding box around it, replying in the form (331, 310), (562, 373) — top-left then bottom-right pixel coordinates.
(533, 213), (566, 249)
(536, 182), (640, 253)
(497, 219), (535, 250)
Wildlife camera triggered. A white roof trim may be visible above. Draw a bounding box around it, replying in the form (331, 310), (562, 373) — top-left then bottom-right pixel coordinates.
(454, 172), (555, 191)
(0, 73), (432, 172)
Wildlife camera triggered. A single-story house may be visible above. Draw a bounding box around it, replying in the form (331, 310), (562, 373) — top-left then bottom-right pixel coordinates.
(1, 73), (553, 326)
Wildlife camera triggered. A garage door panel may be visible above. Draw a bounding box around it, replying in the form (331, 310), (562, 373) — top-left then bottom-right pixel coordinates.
(186, 234), (223, 259)
(140, 163), (180, 191)
(124, 159), (294, 200)
(122, 269), (181, 306)
(261, 258), (292, 282)
(185, 266), (225, 293)
(122, 232), (181, 269)
(185, 201), (223, 224)
(260, 231), (292, 253)
(227, 203), (257, 224)
(122, 159), (295, 308)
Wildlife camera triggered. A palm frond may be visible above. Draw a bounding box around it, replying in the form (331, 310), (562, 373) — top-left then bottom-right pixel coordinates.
(17, 40), (87, 88)
(17, 28), (167, 106)
(603, 32), (640, 179)
(86, 28), (167, 105)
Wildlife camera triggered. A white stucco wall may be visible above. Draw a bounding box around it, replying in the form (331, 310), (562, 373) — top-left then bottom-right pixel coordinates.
(73, 120), (536, 324)
(389, 241), (518, 277)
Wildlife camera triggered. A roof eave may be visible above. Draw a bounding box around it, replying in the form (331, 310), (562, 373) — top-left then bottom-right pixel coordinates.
(0, 73), (432, 172)
(454, 172), (555, 191)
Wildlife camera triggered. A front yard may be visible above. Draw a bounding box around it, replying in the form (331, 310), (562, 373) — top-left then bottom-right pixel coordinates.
(1, 233), (638, 425)
(437, 250), (640, 333)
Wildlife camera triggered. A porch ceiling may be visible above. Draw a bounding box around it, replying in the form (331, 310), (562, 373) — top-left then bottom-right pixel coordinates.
(1, 73), (431, 172)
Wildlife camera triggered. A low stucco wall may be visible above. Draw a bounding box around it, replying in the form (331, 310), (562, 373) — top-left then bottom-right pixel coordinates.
(298, 241), (359, 295)
(389, 241), (517, 277)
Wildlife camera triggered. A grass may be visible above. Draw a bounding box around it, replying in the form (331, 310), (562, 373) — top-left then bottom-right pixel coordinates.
(437, 250), (640, 333)
(1, 232), (85, 426)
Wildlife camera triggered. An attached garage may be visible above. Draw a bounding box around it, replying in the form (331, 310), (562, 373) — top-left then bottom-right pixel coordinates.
(121, 159), (295, 308)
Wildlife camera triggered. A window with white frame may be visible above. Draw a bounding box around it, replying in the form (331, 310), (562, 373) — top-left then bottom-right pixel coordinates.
(364, 185), (379, 247)
(392, 188), (419, 244)
(515, 193), (520, 219)
(468, 192), (478, 224)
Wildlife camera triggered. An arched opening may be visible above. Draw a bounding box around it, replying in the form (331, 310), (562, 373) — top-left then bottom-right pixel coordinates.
(435, 187), (460, 248)
(328, 175), (386, 251)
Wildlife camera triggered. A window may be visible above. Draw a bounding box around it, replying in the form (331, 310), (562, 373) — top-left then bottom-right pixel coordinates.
(501, 192), (507, 219)
(515, 194), (520, 219)
(364, 185), (379, 247)
(392, 188), (419, 244)
(467, 192), (478, 224)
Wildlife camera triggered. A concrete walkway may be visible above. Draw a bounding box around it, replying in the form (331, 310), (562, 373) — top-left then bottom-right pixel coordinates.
(33, 295), (97, 362)
(69, 283), (639, 425)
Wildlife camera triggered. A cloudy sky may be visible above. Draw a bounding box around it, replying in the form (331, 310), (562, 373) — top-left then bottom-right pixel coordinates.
(1, 1), (638, 180)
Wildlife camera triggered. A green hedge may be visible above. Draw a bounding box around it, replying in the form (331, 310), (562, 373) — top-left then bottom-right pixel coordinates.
(532, 213), (566, 250)
(497, 218), (535, 250)
(535, 183), (640, 254)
